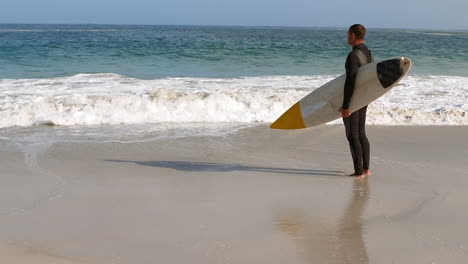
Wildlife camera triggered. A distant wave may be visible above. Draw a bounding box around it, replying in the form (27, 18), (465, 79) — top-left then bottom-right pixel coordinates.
(0, 29), (119, 32)
(422, 33), (454, 36)
(400, 30), (456, 36)
(0, 73), (467, 128)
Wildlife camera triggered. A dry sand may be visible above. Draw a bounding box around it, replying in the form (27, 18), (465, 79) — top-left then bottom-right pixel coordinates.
(1, 125), (468, 263)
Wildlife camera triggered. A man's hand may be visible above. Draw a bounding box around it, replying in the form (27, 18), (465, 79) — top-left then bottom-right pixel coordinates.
(338, 108), (351, 118)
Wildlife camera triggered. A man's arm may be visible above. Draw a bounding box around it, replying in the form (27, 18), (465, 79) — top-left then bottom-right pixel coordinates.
(342, 53), (360, 110)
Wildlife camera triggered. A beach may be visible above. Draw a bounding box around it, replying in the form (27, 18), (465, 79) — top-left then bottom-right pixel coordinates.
(1, 24), (467, 263)
(1, 124), (468, 263)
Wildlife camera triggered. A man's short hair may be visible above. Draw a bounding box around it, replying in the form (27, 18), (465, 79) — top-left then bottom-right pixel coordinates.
(349, 24), (366, 40)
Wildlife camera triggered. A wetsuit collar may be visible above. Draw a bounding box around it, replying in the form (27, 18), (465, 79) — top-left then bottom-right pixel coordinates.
(353, 43), (365, 50)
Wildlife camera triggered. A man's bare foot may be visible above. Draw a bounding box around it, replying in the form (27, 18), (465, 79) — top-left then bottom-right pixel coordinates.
(364, 169), (372, 176)
(349, 173), (366, 179)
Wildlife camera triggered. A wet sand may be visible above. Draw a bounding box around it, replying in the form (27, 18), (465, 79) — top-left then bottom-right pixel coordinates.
(1, 125), (468, 263)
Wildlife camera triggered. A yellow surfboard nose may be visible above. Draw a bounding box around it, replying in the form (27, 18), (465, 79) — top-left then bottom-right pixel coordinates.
(270, 102), (306, 129)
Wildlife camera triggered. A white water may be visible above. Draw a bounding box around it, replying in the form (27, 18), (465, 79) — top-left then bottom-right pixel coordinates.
(1, 73), (467, 128)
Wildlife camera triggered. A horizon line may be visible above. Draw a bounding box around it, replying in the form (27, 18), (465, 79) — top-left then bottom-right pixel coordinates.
(1, 22), (467, 32)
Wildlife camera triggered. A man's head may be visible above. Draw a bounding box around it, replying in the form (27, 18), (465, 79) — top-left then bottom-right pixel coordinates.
(347, 24), (366, 46)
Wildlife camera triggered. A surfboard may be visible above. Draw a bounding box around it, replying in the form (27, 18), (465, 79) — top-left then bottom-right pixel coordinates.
(270, 57), (412, 129)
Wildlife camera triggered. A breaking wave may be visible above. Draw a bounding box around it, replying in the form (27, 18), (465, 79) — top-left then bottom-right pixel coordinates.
(1, 73), (467, 128)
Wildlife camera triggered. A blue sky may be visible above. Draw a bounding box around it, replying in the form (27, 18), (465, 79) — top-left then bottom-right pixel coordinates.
(2, 0), (468, 30)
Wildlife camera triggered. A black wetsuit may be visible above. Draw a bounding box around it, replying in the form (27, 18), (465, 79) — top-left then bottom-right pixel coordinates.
(342, 43), (373, 175)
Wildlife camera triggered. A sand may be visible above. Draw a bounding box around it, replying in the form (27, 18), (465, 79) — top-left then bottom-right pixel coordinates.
(1, 125), (468, 263)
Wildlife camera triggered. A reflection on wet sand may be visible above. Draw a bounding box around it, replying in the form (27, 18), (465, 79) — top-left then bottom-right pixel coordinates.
(276, 179), (369, 264)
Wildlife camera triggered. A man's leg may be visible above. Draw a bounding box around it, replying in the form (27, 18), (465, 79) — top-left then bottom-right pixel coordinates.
(344, 112), (363, 176)
(358, 106), (370, 174)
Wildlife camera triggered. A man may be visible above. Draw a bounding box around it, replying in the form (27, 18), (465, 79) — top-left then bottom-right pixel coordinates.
(338, 24), (373, 179)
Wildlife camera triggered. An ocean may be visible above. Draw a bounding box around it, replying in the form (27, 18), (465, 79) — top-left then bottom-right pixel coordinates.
(1, 24), (467, 141)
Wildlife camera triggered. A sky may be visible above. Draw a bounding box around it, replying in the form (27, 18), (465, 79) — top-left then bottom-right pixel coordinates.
(1, 0), (468, 30)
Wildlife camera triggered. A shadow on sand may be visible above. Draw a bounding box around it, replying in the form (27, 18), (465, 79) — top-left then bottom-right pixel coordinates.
(105, 160), (346, 177)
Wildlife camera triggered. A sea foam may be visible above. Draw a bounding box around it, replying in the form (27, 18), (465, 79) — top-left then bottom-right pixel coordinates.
(1, 73), (467, 128)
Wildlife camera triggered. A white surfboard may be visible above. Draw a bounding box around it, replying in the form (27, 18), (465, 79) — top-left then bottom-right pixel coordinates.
(270, 57), (412, 129)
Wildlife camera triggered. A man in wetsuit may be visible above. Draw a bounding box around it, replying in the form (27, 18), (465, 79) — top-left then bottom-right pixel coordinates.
(338, 24), (373, 179)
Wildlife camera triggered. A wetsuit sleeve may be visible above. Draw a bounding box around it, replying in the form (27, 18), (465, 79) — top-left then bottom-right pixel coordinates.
(342, 53), (360, 109)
